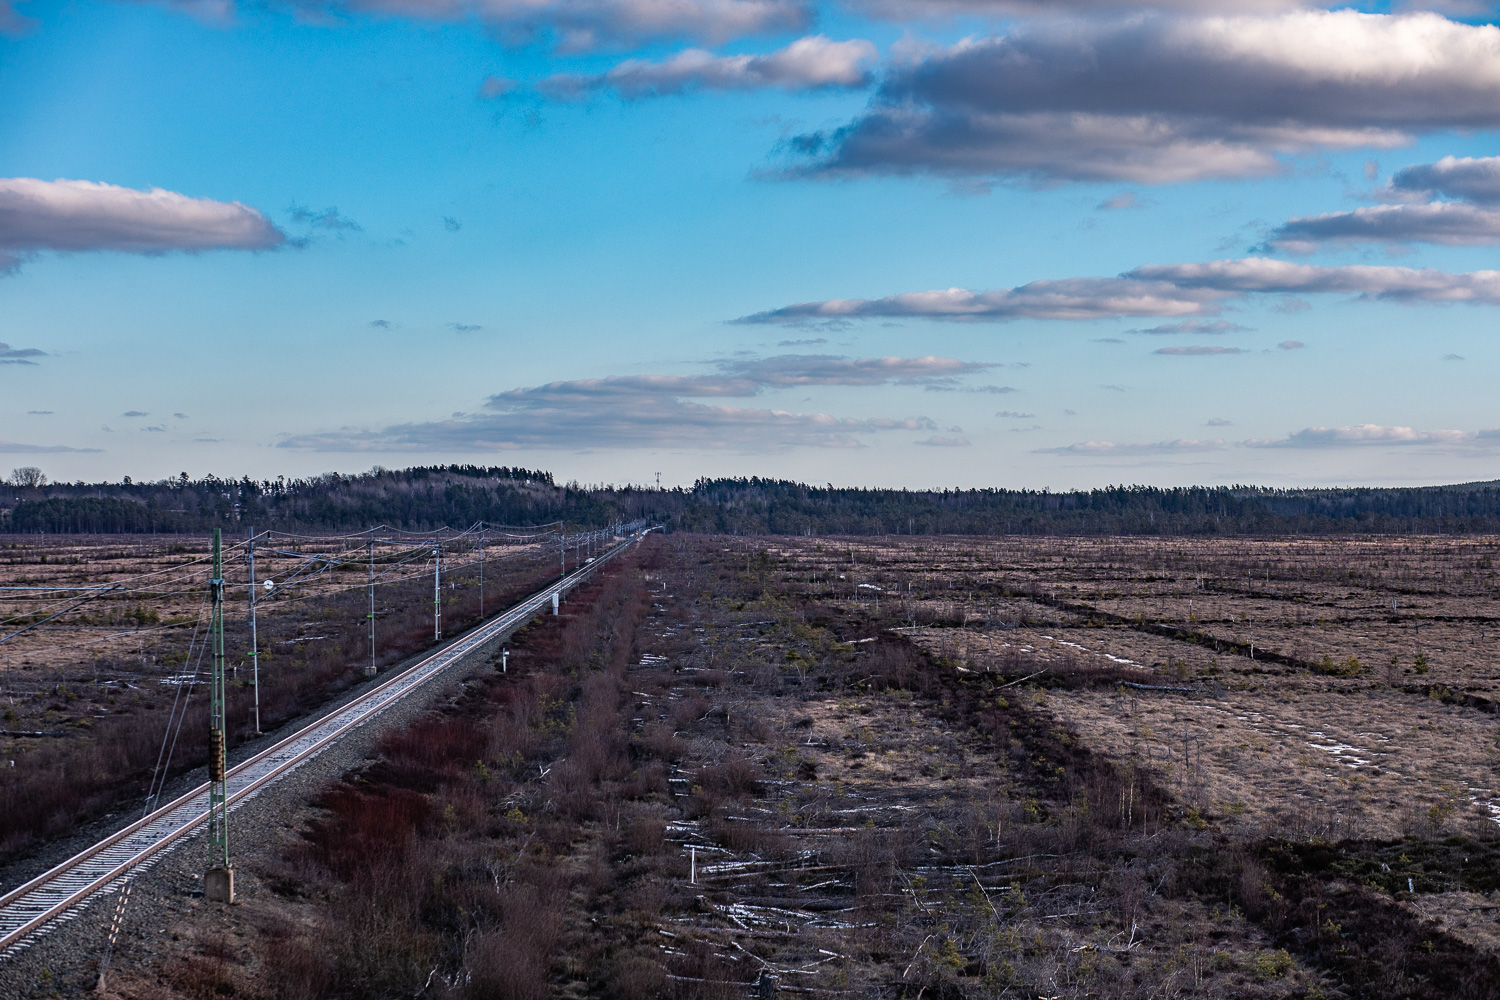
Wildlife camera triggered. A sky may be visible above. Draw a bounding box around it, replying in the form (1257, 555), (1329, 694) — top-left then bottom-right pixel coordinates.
(5, 1), (1500, 489)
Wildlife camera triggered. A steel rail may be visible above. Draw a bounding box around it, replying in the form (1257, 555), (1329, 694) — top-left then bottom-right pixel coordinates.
(0, 527), (652, 956)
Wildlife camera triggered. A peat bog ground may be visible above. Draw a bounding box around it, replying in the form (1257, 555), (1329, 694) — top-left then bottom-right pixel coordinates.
(0, 534), (558, 866)
(14, 532), (1500, 999)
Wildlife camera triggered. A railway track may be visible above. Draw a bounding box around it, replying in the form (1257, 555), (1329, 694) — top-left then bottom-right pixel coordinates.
(0, 529), (649, 957)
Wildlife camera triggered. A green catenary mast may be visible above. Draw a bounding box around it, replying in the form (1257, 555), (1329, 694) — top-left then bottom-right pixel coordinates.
(205, 528), (235, 903)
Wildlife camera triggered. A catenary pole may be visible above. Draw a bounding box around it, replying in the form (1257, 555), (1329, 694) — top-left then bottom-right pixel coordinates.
(434, 532), (442, 642)
(247, 527), (260, 734)
(367, 528), (376, 677)
(206, 528), (234, 901)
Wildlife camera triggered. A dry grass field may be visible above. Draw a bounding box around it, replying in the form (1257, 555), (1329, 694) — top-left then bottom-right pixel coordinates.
(10, 532), (1500, 1000)
(758, 535), (1500, 841)
(0, 532), (559, 861)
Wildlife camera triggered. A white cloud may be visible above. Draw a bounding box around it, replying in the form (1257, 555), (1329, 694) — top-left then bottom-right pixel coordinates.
(478, 76), (519, 98)
(738, 277), (1226, 322)
(1268, 201), (1500, 251)
(0, 0), (35, 34)
(1128, 319), (1251, 334)
(852, 0), (1302, 16)
(1126, 257), (1500, 302)
(1154, 345), (1244, 355)
(277, 354), (971, 453)
(1038, 438), (1226, 454)
(787, 11), (1500, 184)
(743, 257), (1500, 325)
(0, 342), (46, 366)
(144, 0), (235, 23)
(1278, 340), (1306, 349)
(915, 434), (971, 446)
(278, 392), (932, 453)
(1267, 154), (1500, 249)
(540, 35), (876, 98)
(1247, 424), (1476, 448)
(1098, 192), (1141, 210)
(265, 0), (810, 50)
(0, 178), (283, 271)
(722, 353), (993, 386)
(0, 441), (102, 454)
(1391, 155), (1500, 204)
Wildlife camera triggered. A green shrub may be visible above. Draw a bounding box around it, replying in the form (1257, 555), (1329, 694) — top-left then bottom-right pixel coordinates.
(1253, 949), (1295, 980)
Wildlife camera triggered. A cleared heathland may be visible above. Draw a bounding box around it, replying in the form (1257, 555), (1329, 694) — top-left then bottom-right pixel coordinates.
(10, 533), (1500, 1000)
(0, 532), (558, 863)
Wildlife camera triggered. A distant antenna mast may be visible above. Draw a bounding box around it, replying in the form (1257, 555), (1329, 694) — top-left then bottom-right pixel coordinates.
(206, 528), (234, 902)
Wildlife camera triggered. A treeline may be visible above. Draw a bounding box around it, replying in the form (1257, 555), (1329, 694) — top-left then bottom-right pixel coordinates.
(7, 468), (1500, 535)
(0, 466), (657, 534)
(671, 477), (1500, 536)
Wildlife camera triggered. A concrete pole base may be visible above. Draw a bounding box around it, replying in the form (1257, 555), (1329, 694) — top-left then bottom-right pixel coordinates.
(204, 866), (235, 903)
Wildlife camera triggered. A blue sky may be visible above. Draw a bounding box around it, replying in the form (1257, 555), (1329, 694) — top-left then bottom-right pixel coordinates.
(5, 0), (1500, 489)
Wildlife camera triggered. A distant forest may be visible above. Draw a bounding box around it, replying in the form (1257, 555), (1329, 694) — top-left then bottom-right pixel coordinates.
(4, 465), (1500, 535)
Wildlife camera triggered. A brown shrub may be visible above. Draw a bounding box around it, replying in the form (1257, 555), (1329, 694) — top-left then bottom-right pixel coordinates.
(637, 721), (685, 762)
(610, 952), (669, 1000)
(262, 930), (335, 1000)
(300, 785), (430, 880)
(465, 881), (564, 1000)
(625, 812), (667, 855)
(698, 754), (763, 799)
(671, 694), (712, 728)
(706, 815), (789, 856)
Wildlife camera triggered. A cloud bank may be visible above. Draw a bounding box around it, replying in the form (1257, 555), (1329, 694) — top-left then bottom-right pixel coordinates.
(277, 354), (973, 452)
(0, 441), (102, 454)
(852, 0), (1303, 15)
(1268, 155), (1500, 249)
(1039, 425), (1500, 456)
(1391, 155), (1500, 205)
(739, 277), (1225, 322)
(0, 342), (46, 365)
(1268, 200), (1500, 251)
(541, 35), (875, 98)
(271, 0), (810, 50)
(1128, 319), (1251, 334)
(787, 11), (1500, 184)
(1038, 438), (1226, 455)
(742, 257), (1500, 324)
(0, 178), (284, 271)
(1247, 423), (1488, 448)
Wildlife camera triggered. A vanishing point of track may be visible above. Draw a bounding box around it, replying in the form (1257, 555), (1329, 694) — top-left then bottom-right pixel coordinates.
(0, 531), (647, 957)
